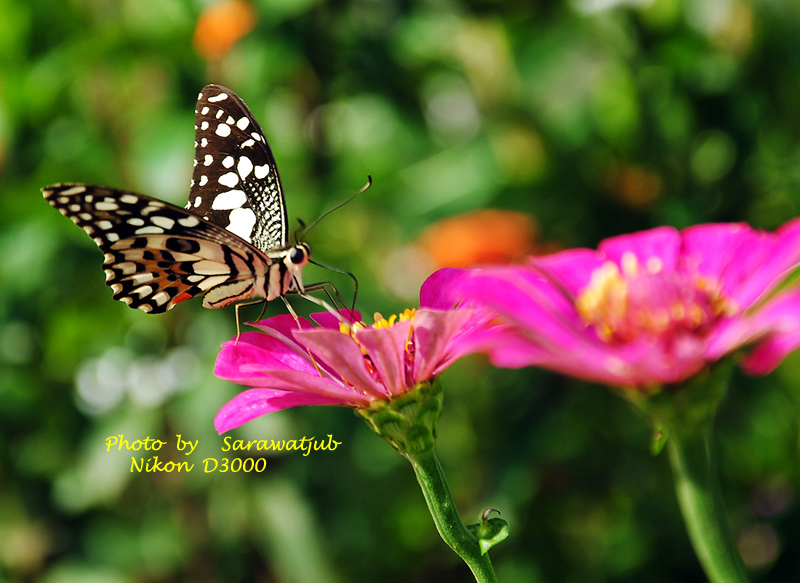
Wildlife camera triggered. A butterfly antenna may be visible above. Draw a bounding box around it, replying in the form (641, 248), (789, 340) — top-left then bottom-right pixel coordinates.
(309, 259), (359, 320)
(299, 176), (372, 241)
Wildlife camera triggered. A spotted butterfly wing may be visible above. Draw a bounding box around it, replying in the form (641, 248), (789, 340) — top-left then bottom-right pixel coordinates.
(187, 84), (288, 254)
(42, 85), (312, 314)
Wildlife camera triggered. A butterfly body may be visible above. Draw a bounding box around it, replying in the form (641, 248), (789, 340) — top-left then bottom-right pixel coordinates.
(43, 84), (311, 314)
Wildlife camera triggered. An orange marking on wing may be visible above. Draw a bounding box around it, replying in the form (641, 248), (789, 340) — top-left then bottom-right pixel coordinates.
(173, 292), (194, 304)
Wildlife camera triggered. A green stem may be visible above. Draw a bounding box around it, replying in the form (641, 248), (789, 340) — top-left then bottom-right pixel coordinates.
(404, 449), (497, 583)
(667, 428), (749, 583)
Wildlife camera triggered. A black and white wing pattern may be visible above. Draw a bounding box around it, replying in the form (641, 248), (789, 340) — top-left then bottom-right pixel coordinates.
(43, 184), (277, 313)
(187, 84), (288, 254)
(42, 85), (312, 314)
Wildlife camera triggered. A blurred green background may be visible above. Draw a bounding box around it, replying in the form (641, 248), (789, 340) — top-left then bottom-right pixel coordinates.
(2, 0), (800, 581)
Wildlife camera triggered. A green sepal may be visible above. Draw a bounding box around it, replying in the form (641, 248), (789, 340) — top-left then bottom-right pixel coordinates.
(466, 517), (510, 555)
(355, 379), (443, 455)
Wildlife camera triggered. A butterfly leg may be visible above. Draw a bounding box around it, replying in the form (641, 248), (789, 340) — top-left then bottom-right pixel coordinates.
(281, 294), (325, 377)
(280, 295), (302, 326)
(234, 299), (267, 344)
(301, 280), (360, 324)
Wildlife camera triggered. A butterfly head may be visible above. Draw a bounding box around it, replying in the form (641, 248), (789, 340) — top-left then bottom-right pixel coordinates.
(285, 242), (312, 293)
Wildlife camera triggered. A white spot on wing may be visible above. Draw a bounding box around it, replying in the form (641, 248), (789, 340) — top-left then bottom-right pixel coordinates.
(179, 216), (201, 227)
(201, 121), (209, 130)
(218, 172), (239, 188)
(222, 156), (234, 168)
(120, 194), (138, 204)
(151, 216), (176, 230)
(135, 226), (165, 235)
(201, 106), (209, 114)
(131, 273), (156, 285)
(95, 202), (119, 211)
(237, 156), (253, 179)
(204, 154), (213, 166)
(208, 92), (228, 102)
(133, 285), (154, 297)
(254, 164), (270, 179)
(226, 208), (257, 241)
(236, 117), (250, 130)
(211, 190), (247, 210)
(194, 195), (202, 207)
(152, 291), (170, 305)
(62, 186), (87, 195)
(216, 123), (231, 137)
(199, 175), (209, 186)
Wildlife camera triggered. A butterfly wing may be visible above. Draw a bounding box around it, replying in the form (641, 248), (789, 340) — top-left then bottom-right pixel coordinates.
(188, 84), (289, 253)
(43, 184), (270, 313)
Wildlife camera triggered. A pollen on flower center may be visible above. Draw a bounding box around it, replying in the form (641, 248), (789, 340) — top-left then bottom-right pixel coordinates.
(339, 308), (417, 336)
(338, 309), (418, 387)
(576, 253), (731, 344)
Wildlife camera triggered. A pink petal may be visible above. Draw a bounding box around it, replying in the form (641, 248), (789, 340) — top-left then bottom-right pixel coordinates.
(294, 329), (389, 399)
(249, 315), (317, 359)
(456, 268), (595, 352)
(356, 320), (413, 396)
(500, 334), (706, 387)
(252, 313), (315, 338)
(736, 218), (800, 308)
(310, 310), (361, 330)
(215, 331), (318, 384)
(740, 290), (800, 374)
(413, 308), (477, 379)
(682, 223), (774, 307)
(215, 342), (370, 403)
(420, 268), (470, 310)
(680, 220), (800, 309)
(530, 249), (604, 296)
(598, 226), (682, 272)
(215, 389), (344, 434)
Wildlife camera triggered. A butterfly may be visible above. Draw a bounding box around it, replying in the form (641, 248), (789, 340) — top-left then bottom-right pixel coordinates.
(43, 84), (315, 315)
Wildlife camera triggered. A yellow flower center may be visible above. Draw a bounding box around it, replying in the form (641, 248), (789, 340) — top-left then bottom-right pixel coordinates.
(576, 252), (732, 344)
(338, 309), (418, 387)
(339, 308), (417, 335)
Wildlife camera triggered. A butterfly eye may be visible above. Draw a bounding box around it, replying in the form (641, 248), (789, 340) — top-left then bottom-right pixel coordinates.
(290, 246), (308, 265)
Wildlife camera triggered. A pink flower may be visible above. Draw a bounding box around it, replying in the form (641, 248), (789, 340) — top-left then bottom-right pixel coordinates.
(444, 220), (800, 388)
(214, 277), (494, 433)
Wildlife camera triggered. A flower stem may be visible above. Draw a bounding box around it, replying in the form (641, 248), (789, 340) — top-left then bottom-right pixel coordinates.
(405, 449), (497, 583)
(667, 428), (750, 583)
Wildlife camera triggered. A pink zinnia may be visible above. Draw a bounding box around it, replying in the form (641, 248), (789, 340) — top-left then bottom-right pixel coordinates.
(445, 220), (800, 388)
(213, 276), (493, 433)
